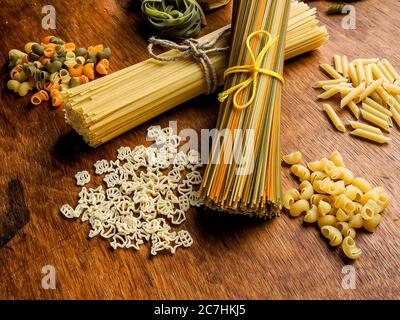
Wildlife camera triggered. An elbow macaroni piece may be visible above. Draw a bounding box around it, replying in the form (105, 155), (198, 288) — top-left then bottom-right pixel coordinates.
(283, 151), (302, 165)
(363, 214), (382, 233)
(304, 205), (319, 223)
(318, 215), (337, 228)
(289, 199), (310, 217)
(283, 189), (300, 210)
(342, 236), (362, 259)
(299, 181), (313, 200)
(321, 226), (343, 247)
(291, 165), (310, 181)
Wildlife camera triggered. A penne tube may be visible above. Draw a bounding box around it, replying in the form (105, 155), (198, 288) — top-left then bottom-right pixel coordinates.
(390, 105), (400, 127)
(349, 121), (383, 135)
(371, 63), (388, 82)
(323, 103), (346, 132)
(364, 97), (392, 116)
(377, 61), (395, 83)
(320, 64), (345, 80)
(313, 79), (348, 88)
(322, 84), (352, 90)
(357, 78), (383, 103)
(340, 82), (365, 108)
(334, 55), (343, 74)
(370, 91), (384, 105)
(350, 129), (391, 144)
(365, 64), (373, 85)
(382, 59), (400, 80)
(348, 62), (359, 86)
(360, 58), (380, 65)
(355, 59), (366, 84)
(360, 109), (390, 132)
(376, 85), (396, 106)
(362, 103), (392, 124)
(383, 83), (400, 95)
(342, 55), (349, 78)
(347, 101), (360, 119)
(318, 87), (341, 99)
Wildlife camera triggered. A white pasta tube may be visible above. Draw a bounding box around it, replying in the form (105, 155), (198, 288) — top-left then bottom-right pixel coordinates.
(323, 104), (346, 132)
(360, 58), (379, 65)
(381, 59), (400, 80)
(364, 97), (392, 117)
(348, 62), (359, 86)
(313, 79), (348, 88)
(391, 105), (400, 127)
(318, 87), (341, 100)
(383, 83), (400, 95)
(333, 55), (343, 74)
(356, 78), (383, 103)
(377, 61), (395, 83)
(349, 120), (383, 135)
(340, 82), (365, 108)
(355, 59), (366, 83)
(320, 64), (345, 80)
(350, 129), (391, 144)
(360, 109), (390, 132)
(342, 55), (349, 78)
(347, 101), (360, 119)
(371, 63), (388, 82)
(362, 104), (392, 125)
(365, 64), (373, 85)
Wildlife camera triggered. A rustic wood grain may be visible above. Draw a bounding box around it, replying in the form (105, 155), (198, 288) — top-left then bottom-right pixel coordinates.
(0, 0), (399, 300)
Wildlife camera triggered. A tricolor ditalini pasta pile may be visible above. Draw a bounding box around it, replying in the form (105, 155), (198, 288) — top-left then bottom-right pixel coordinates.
(200, 0), (291, 218)
(63, 0), (327, 147)
(315, 56), (400, 144)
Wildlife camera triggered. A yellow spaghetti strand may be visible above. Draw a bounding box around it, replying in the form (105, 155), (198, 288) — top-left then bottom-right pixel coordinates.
(218, 30), (285, 110)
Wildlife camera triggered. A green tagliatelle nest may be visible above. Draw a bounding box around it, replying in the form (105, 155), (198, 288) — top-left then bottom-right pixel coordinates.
(141, 0), (207, 39)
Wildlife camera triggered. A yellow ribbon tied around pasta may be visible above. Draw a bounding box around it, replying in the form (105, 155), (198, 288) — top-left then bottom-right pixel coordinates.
(218, 30), (285, 110)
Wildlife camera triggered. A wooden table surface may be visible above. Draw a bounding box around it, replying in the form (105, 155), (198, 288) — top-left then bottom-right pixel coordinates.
(1, 0), (399, 300)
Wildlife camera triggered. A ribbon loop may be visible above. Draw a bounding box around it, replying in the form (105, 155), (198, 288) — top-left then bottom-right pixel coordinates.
(218, 30), (285, 110)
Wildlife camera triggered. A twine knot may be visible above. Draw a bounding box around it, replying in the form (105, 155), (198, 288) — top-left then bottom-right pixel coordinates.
(148, 29), (230, 95)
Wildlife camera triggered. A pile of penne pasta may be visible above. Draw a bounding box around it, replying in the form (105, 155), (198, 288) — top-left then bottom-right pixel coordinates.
(283, 150), (389, 260)
(314, 56), (400, 144)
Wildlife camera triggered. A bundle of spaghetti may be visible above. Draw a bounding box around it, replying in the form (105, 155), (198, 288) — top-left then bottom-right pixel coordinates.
(199, 0), (291, 218)
(63, 0), (328, 147)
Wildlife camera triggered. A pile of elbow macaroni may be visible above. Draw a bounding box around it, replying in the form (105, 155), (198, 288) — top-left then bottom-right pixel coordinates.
(315, 56), (400, 144)
(283, 150), (389, 260)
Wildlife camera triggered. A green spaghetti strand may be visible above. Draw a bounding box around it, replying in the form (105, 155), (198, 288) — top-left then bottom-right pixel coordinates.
(141, 0), (207, 39)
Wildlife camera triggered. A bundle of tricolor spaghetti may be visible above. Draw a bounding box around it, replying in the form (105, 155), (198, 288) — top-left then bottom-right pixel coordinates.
(200, 0), (290, 218)
(63, 0), (328, 147)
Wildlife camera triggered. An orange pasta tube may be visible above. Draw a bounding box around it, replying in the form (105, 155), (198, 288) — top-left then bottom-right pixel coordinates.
(44, 47), (55, 58)
(41, 35), (53, 44)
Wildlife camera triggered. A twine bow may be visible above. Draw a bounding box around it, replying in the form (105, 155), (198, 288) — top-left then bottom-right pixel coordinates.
(148, 29), (230, 95)
(218, 30), (285, 110)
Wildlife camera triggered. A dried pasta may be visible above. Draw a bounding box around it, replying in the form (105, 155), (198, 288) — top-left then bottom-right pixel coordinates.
(283, 150), (389, 260)
(314, 56), (400, 144)
(64, 0), (328, 147)
(60, 125), (203, 256)
(323, 104), (346, 132)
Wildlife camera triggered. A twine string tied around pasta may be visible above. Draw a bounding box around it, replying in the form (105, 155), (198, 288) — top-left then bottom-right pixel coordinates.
(148, 29), (230, 94)
(218, 30), (285, 110)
